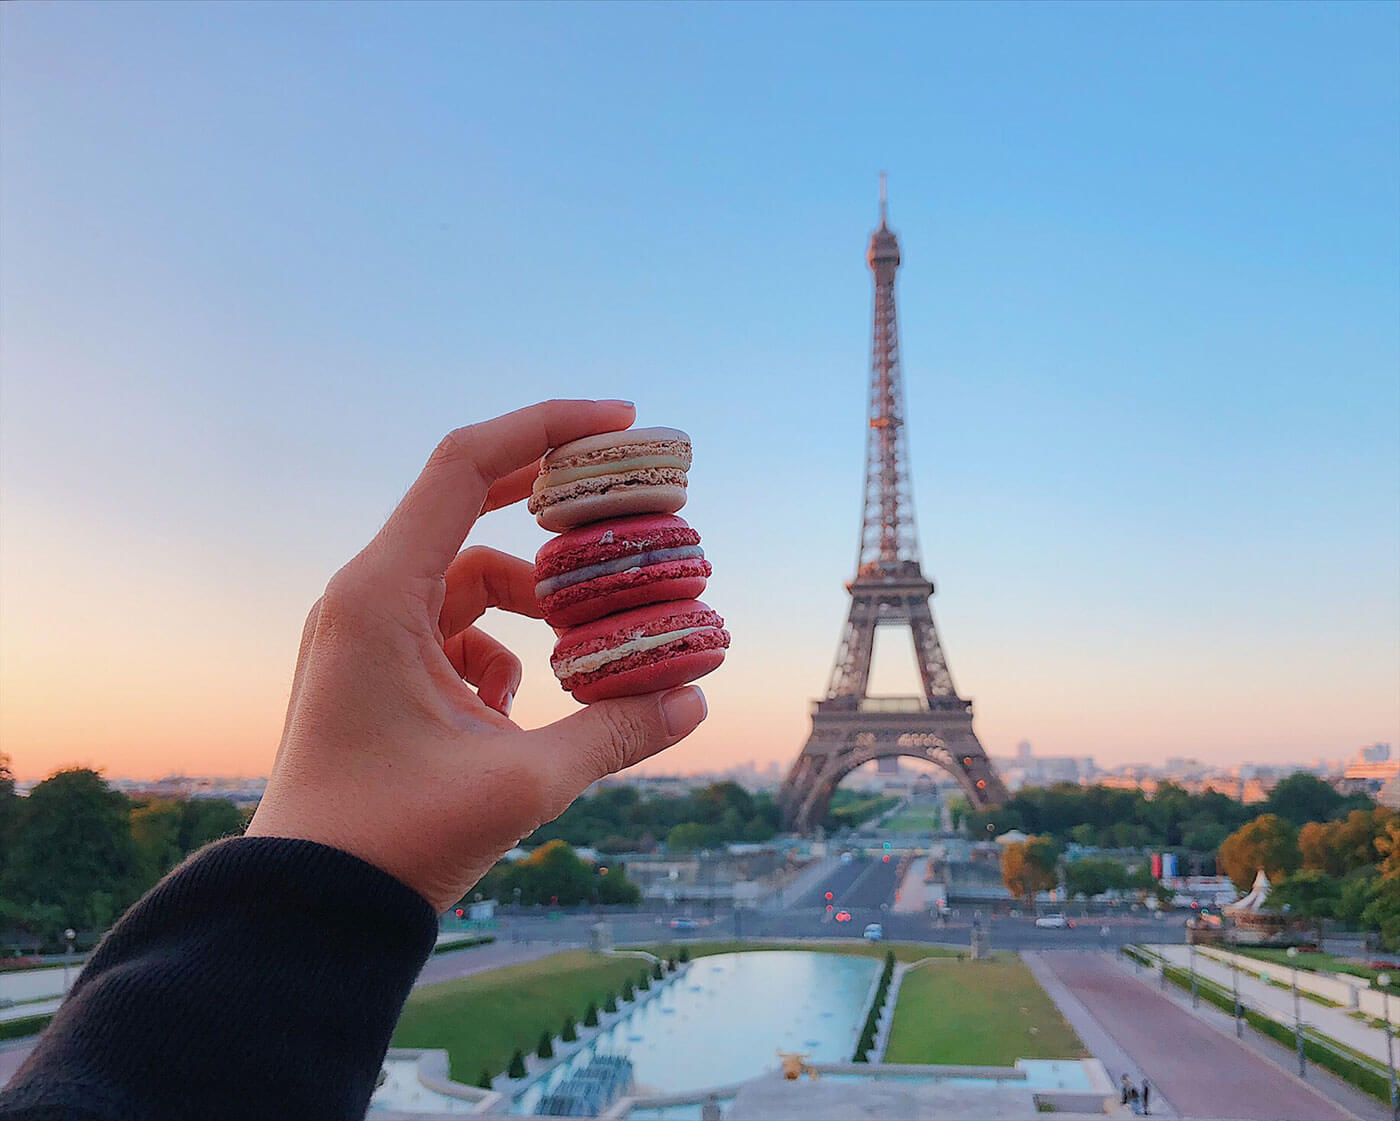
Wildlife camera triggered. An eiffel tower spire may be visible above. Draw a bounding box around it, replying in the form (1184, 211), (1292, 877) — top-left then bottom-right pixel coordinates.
(778, 180), (1009, 833)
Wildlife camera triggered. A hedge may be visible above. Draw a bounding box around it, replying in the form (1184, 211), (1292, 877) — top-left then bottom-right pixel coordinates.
(0, 1013), (52, 1042)
(853, 952), (897, 1061)
(430, 934), (497, 956)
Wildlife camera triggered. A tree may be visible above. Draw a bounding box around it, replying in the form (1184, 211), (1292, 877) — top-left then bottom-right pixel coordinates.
(5, 769), (143, 928)
(1270, 869), (1341, 943)
(1218, 814), (1300, 892)
(603, 992), (618, 1014)
(1001, 837), (1060, 903)
(1300, 809), (1393, 878)
(561, 1015), (577, 1043)
(130, 800), (184, 883)
(1064, 858), (1131, 899)
(178, 798), (245, 852)
(507, 1050), (527, 1079)
(1263, 773), (1346, 826)
(583, 1001), (599, 1027)
(536, 1031), (554, 1059)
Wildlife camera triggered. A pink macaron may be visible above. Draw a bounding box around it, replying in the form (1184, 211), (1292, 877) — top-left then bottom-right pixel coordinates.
(550, 600), (729, 703)
(534, 513), (712, 629)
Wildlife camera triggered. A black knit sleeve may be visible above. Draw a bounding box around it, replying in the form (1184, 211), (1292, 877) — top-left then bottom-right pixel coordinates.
(0, 836), (438, 1121)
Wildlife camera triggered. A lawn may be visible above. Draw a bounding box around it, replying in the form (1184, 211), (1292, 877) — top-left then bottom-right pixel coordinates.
(390, 950), (651, 1083)
(626, 940), (962, 965)
(882, 807), (941, 834)
(884, 956), (1087, 1066)
(1236, 947), (1388, 984)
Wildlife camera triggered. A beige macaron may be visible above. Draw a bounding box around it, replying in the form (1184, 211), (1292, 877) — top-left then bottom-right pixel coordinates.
(528, 426), (691, 531)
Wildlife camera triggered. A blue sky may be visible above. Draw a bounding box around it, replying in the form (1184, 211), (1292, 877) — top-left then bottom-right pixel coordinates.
(2, 2), (1396, 780)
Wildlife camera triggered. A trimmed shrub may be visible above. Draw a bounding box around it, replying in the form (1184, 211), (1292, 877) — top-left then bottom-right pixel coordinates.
(667, 956), (677, 972)
(604, 992), (618, 1014)
(583, 1001), (599, 1027)
(477, 1069), (493, 1090)
(621, 979), (635, 1002)
(638, 970), (651, 991)
(537, 1031), (554, 1060)
(561, 1015), (578, 1043)
(653, 960), (665, 980)
(508, 1050), (527, 1079)
(678, 947), (690, 963)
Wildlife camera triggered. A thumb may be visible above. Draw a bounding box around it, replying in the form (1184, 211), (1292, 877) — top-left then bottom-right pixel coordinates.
(531, 686), (708, 786)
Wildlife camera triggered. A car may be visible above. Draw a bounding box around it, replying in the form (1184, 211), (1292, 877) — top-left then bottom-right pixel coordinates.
(834, 910), (853, 923)
(840, 851), (854, 865)
(1034, 913), (1070, 929)
(862, 923), (884, 942)
(668, 917), (699, 931)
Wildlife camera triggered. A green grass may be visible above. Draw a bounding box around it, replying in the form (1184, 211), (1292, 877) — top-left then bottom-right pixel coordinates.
(882, 807), (941, 834)
(390, 950), (650, 1082)
(884, 956), (1087, 1065)
(1235, 947), (1386, 984)
(0, 1013), (53, 1041)
(626, 940), (961, 965)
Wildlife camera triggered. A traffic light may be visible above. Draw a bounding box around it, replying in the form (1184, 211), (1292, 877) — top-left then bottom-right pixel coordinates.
(455, 908), (464, 918)
(825, 891), (834, 901)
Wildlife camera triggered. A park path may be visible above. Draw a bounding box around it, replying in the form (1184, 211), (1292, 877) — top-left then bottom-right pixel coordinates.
(1155, 944), (1389, 1064)
(892, 856), (931, 914)
(1029, 951), (1363, 1121)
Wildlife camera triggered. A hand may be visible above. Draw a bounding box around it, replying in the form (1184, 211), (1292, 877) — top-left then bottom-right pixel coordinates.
(245, 400), (709, 912)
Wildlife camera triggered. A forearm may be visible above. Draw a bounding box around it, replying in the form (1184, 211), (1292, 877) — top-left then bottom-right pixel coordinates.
(0, 837), (437, 1121)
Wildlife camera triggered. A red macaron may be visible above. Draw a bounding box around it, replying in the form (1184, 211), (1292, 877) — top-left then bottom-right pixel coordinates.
(533, 513), (712, 628)
(550, 600), (729, 703)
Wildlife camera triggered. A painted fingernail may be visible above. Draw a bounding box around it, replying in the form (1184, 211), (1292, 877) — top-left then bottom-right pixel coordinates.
(660, 686), (707, 738)
(502, 691), (514, 717)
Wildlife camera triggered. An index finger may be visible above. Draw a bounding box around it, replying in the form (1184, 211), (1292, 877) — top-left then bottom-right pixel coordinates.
(375, 399), (635, 579)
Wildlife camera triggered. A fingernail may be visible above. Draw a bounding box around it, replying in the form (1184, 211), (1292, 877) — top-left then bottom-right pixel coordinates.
(600, 399), (635, 409)
(660, 686), (707, 737)
(502, 691), (514, 717)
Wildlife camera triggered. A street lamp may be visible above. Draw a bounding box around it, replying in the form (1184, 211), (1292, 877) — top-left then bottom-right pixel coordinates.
(1189, 938), (1199, 1009)
(1231, 953), (1243, 1039)
(62, 928), (76, 992)
(1288, 946), (1306, 1078)
(1376, 972), (1398, 1121)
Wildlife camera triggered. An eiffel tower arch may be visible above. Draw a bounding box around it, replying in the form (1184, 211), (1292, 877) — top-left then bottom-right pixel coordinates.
(778, 178), (1009, 834)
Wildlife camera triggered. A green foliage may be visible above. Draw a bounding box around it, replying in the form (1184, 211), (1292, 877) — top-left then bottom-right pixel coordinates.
(536, 1030), (554, 1059)
(561, 1015), (577, 1043)
(825, 791), (901, 831)
(507, 1049), (527, 1079)
(430, 935), (496, 955)
(652, 960), (664, 980)
(1001, 836), (1061, 902)
(583, 1001), (599, 1027)
(678, 947), (690, 963)
(470, 840), (641, 907)
(477, 1070), (493, 1090)
(1264, 772), (1368, 827)
(527, 781), (780, 853)
(603, 992), (618, 1014)
(620, 979), (634, 1002)
(1269, 869), (1341, 935)
(852, 949), (897, 1061)
(1219, 814), (1301, 891)
(637, 969), (650, 991)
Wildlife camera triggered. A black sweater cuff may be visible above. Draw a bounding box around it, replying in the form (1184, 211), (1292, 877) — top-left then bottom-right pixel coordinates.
(0, 836), (438, 1121)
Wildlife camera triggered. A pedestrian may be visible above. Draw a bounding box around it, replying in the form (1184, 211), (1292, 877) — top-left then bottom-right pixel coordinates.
(0, 401), (711, 1121)
(1142, 1078), (1151, 1115)
(1120, 1073), (1131, 1104)
(1129, 1085), (1141, 1113)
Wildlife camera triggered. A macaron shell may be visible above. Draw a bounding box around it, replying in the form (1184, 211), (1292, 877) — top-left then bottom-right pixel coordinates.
(534, 513), (699, 575)
(569, 647), (726, 703)
(542, 568), (711, 628)
(541, 427), (690, 467)
(537, 485), (687, 531)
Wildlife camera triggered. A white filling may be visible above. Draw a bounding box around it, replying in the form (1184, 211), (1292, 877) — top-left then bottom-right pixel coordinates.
(534, 453), (690, 491)
(553, 626), (708, 679)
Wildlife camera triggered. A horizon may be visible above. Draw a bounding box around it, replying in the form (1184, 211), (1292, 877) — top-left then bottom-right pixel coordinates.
(2, 3), (1397, 785)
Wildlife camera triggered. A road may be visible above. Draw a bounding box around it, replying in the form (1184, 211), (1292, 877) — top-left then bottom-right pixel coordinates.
(1031, 951), (1362, 1121)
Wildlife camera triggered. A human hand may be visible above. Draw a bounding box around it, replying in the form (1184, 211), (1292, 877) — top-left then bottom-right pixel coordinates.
(245, 400), (709, 912)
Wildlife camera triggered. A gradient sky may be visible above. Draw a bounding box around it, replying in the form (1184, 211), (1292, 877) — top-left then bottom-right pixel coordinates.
(2, 2), (1397, 783)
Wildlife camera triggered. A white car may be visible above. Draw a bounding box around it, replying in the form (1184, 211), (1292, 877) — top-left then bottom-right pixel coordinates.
(1034, 913), (1072, 929)
(862, 923), (884, 941)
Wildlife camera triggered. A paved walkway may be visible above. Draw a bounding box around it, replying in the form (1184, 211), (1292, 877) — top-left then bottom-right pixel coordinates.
(1156, 945), (1389, 1065)
(892, 858), (932, 915)
(1031, 951), (1364, 1120)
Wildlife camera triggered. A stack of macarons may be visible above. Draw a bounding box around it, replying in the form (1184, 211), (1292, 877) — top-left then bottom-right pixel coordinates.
(529, 427), (729, 703)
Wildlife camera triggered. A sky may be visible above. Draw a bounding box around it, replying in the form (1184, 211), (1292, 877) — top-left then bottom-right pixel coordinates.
(1, 2), (1397, 783)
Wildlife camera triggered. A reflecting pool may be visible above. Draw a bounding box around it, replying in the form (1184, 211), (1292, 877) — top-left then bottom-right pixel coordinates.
(512, 951), (881, 1113)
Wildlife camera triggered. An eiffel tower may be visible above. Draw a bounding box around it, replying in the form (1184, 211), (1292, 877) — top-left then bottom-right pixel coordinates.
(778, 179), (1009, 833)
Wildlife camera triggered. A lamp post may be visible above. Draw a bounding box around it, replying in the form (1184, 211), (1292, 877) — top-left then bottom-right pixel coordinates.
(1288, 946), (1306, 1078)
(1231, 954), (1243, 1039)
(62, 928), (75, 992)
(1189, 938), (1199, 1009)
(1377, 972), (1398, 1121)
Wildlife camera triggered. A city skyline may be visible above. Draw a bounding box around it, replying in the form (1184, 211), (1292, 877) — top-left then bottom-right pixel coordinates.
(3, 4), (1398, 783)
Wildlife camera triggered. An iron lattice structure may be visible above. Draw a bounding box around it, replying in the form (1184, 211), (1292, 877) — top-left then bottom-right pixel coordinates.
(778, 181), (1009, 834)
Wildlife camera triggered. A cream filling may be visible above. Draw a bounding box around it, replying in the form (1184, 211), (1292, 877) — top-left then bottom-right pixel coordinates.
(553, 626), (708, 679)
(535, 453), (690, 492)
